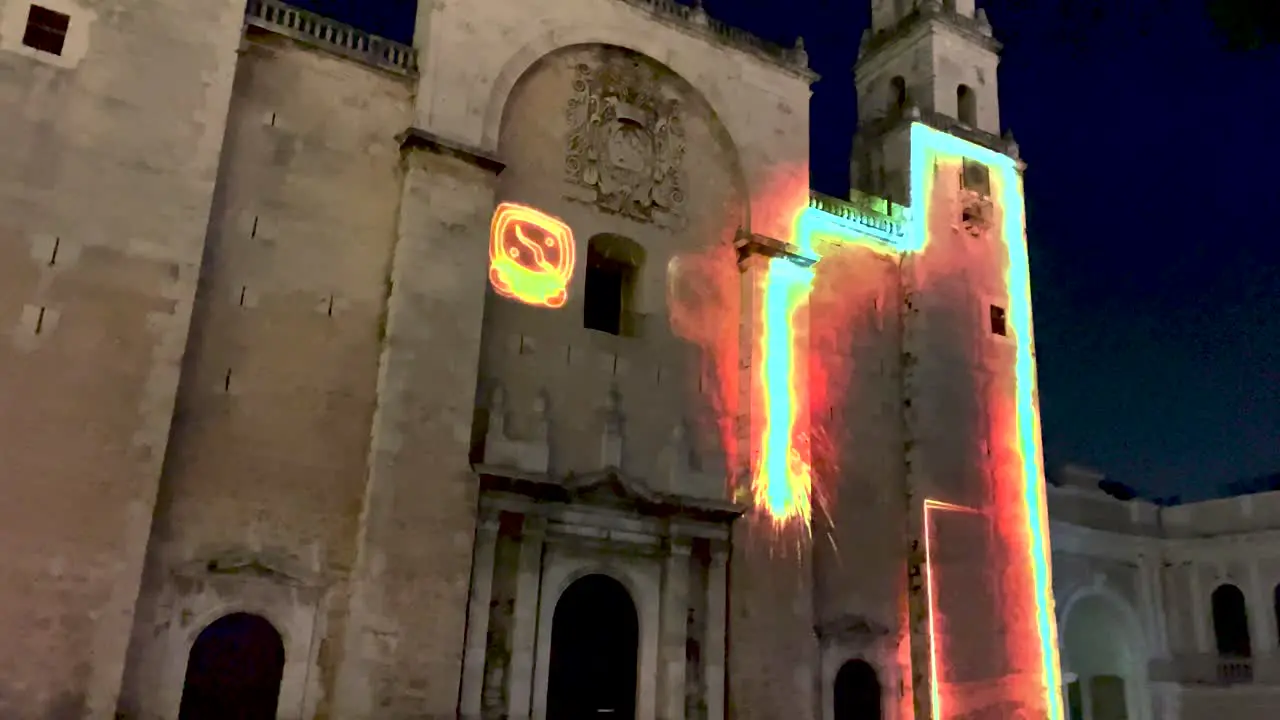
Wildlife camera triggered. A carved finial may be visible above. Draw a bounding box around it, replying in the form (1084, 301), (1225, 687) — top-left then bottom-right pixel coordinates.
(921, 0), (943, 13)
(1002, 128), (1020, 159)
(792, 36), (809, 67)
(691, 0), (709, 27)
(975, 7), (992, 32)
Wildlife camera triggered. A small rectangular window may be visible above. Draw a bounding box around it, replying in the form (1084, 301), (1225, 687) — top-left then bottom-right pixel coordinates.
(23, 5), (70, 56)
(584, 260), (626, 336)
(961, 158), (990, 197)
(989, 304), (1007, 337)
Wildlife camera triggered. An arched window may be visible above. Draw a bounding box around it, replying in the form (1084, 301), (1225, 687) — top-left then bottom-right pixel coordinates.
(834, 659), (882, 718)
(547, 574), (639, 718)
(956, 84), (977, 126)
(584, 234), (644, 336)
(1212, 583), (1252, 658)
(1273, 583), (1280, 646)
(179, 613), (285, 720)
(889, 76), (908, 113)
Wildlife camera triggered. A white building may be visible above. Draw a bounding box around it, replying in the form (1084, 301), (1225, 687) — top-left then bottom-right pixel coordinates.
(1051, 464), (1280, 720)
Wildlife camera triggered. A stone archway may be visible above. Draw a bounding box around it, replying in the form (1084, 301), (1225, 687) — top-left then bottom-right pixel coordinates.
(546, 573), (639, 719)
(1060, 591), (1147, 720)
(178, 612), (285, 720)
(834, 659), (882, 718)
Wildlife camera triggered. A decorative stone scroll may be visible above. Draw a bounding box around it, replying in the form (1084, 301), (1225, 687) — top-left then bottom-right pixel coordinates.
(565, 54), (686, 223)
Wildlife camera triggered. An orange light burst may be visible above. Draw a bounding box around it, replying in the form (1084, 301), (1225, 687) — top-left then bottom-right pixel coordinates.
(752, 256), (816, 526)
(488, 202), (576, 308)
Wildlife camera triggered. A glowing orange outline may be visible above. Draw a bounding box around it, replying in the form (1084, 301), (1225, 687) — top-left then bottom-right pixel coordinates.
(922, 498), (983, 720)
(488, 202), (576, 309)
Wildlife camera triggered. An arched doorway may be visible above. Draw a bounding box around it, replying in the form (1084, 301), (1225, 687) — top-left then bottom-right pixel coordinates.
(1061, 592), (1146, 720)
(178, 612), (285, 720)
(547, 573), (639, 719)
(834, 659), (882, 718)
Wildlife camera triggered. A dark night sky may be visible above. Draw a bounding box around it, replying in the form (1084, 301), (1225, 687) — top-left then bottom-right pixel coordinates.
(301, 0), (1279, 500)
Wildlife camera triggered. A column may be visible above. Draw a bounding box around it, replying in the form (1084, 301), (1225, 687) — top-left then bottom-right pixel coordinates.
(1080, 677), (1094, 720)
(460, 517), (500, 719)
(1247, 559), (1270, 661)
(660, 541), (692, 720)
(507, 514), (547, 719)
(1136, 552), (1165, 659)
(1189, 562), (1210, 654)
(705, 541), (729, 720)
(1150, 554), (1171, 658)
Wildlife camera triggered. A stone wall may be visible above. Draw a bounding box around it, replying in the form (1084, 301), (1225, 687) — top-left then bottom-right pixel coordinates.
(0, 0), (247, 716)
(116, 28), (413, 719)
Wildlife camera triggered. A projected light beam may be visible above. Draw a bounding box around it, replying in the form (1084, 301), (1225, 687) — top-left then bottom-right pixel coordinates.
(753, 254), (816, 526)
(910, 122), (1063, 720)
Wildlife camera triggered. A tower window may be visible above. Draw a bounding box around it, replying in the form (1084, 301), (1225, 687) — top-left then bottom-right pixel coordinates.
(889, 76), (908, 112)
(957, 84), (977, 126)
(584, 234), (644, 336)
(961, 158), (990, 196)
(989, 304), (1007, 337)
(22, 5), (70, 56)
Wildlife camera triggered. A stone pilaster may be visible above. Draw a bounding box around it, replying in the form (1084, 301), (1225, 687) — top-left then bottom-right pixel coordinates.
(332, 128), (504, 719)
(705, 541), (729, 720)
(461, 516), (501, 719)
(507, 514), (547, 719)
(727, 235), (818, 720)
(660, 540), (693, 720)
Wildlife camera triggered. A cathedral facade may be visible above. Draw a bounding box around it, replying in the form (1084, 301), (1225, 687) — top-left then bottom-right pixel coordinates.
(4, 0), (1275, 719)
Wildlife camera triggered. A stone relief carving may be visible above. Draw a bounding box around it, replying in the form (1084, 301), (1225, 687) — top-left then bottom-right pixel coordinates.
(482, 385), (550, 474)
(565, 54), (686, 224)
(599, 384), (626, 469)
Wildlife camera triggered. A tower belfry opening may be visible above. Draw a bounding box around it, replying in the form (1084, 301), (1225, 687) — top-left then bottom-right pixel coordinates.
(853, 0), (1006, 202)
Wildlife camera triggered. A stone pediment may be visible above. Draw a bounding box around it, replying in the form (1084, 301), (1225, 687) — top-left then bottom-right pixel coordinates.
(474, 464), (747, 524)
(815, 613), (892, 646)
(564, 467), (659, 505)
(174, 550), (324, 588)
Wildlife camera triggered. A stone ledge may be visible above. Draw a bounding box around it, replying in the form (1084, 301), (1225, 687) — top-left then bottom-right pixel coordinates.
(397, 127), (507, 175)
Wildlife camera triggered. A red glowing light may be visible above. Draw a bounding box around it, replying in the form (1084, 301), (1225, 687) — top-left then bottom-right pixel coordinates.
(488, 202), (576, 308)
(922, 498), (982, 720)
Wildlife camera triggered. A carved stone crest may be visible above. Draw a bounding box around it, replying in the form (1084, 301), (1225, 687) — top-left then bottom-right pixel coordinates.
(565, 54), (686, 223)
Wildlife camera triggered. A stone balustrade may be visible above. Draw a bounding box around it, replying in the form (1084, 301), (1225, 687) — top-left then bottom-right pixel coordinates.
(244, 0), (418, 75)
(243, 0), (806, 79)
(1148, 652), (1280, 686)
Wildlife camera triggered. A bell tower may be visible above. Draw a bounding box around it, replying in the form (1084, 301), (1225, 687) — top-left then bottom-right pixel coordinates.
(851, 0), (1005, 203)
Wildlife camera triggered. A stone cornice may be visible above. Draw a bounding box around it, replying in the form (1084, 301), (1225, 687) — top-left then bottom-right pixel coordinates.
(397, 127), (506, 175)
(1050, 520), (1156, 562)
(1051, 518), (1280, 563)
(856, 6), (1000, 72)
(734, 229), (817, 267)
(614, 0), (818, 83)
(474, 464), (746, 525)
